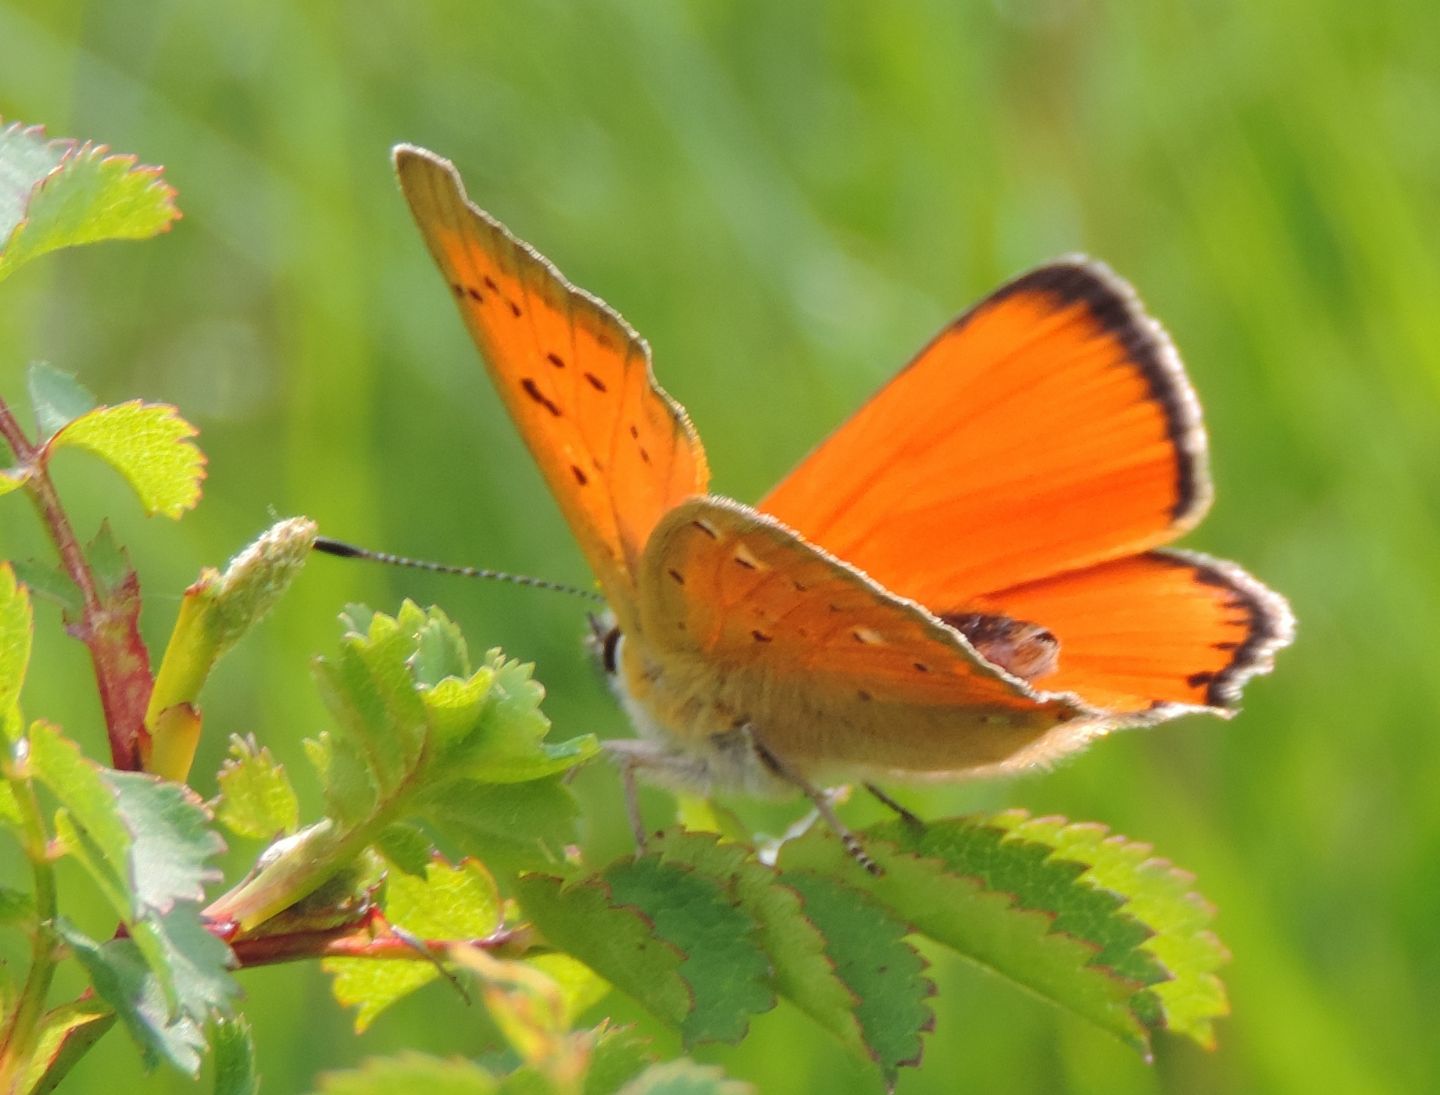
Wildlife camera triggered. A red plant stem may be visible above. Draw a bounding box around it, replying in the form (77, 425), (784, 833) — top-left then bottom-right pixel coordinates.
(0, 397), (152, 770)
(228, 924), (532, 969)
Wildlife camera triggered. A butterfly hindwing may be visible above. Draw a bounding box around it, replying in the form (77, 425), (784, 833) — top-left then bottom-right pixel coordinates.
(633, 498), (1091, 778)
(396, 146), (709, 628)
(965, 549), (1294, 718)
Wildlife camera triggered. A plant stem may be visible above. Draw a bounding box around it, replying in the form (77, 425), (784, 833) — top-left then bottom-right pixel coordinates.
(0, 765), (62, 1092)
(229, 923), (533, 968)
(0, 397), (152, 770)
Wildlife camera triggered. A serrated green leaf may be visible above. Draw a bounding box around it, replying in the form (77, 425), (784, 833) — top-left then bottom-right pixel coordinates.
(132, 901), (239, 1021)
(649, 831), (866, 1060)
(108, 771), (224, 914)
(869, 818), (1166, 986)
(583, 1025), (655, 1095)
(779, 869), (930, 1082)
(421, 778), (578, 877)
(18, 998), (116, 1095)
(27, 362), (97, 441)
(617, 1060), (753, 1095)
(84, 522), (132, 599)
(57, 921), (206, 1074)
(0, 137), (178, 282)
(215, 735), (299, 839)
(211, 1014), (258, 1095)
(210, 606), (583, 930)
(414, 612), (471, 686)
(989, 810), (1230, 1048)
(314, 612), (429, 804)
(9, 558), (82, 617)
(47, 401), (203, 518)
(314, 1052), (500, 1095)
(514, 874), (691, 1029)
(376, 822), (432, 876)
(0, 564), (32, 727)
(603, 856), (772, 1045)
(28, 721), (131, 910)
(0, 122), (70, 241)
(327, 858), (501, 1031)
(782, 827), (1149, 1057)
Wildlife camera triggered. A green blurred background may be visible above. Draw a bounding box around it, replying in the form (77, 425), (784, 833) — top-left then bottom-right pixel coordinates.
(2, 1), (1437, 1091)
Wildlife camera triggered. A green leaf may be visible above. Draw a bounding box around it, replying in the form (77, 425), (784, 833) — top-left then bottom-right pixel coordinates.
(988, 810), (1231, 1048)
(602, 855), (772, 1045)
(209, 605), (587, 929)
(28, 721), (132, 914)
(56, 921), (207, 1075)
(0, 121), (70, 243)
(583, 1025), (655, 1095)
(327, 857), (502, 1031)
(421, 778), (579, 877)
(314, 1053), (500, 1095)
(427, 649), (599, 784)
(0, 564), (32, 732)
(107, 771), (225, 914)
(514, 874), (690, 1030)
(781, 825), (1149, 1057)
(778, 869), (931, 1082)
(0, 466), (28, 498)
(18, 998), (116, 1095)
(47, 401), (204, 518)
(215, 734), (300, 839)
(84, 522), (132, 600)
(27, 362), (97, 441)
(869, 817), (1166, 986)
(375, 822), (433, 876)
(650, 831), (866, 1060)
(128, 901), (239, 1026)
(617, 1060), (753, 1095)
(0, 133), (179, 283)
(9, 558), (82, 617)
(210, 1014), (259, 1095)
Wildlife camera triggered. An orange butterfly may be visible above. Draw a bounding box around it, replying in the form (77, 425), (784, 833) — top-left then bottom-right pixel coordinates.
(395, 146), (1293, 864)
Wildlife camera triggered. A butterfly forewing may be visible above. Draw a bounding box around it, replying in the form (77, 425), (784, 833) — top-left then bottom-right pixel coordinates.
(760, 261), (1210, 610)
(634, 498), (1091, 778)
(395, 146), (709, 627)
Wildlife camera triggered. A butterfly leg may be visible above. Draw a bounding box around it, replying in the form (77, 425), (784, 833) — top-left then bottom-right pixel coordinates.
(751, 739), (882, 877)
(864, 783), (925, 828)
(602, 740), (652, 853)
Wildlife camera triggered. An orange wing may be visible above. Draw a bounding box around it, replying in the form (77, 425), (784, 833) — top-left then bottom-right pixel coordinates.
(966, 550), (1294, 718)
(632, 498), (1093, 778)
(760, 260), (1209, 609)
(396, 146), (708, 629)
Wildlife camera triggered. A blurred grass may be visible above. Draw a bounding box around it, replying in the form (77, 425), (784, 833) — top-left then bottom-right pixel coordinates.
(1, 0), (1437, 1091)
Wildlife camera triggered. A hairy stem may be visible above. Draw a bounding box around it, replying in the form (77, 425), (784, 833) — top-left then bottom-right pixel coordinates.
(0, 397), (152, 770)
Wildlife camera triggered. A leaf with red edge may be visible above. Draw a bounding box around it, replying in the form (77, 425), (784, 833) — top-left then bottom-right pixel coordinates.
(0, 122), (179, 282)
(48, 401), (204, 519)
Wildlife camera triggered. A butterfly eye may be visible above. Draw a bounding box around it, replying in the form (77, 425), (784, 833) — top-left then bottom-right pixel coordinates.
(601, 626), (622, 674)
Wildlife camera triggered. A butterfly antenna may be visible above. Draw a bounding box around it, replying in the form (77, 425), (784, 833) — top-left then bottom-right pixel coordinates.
(313, 536), (605, 602)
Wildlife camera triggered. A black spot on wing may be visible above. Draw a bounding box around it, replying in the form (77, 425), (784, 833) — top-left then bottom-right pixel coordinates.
(520, 378), (562, 417)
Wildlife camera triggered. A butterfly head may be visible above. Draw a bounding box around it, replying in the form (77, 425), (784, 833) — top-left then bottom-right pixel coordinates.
(585, 611), (622, 676)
